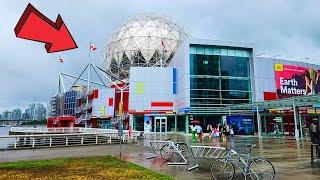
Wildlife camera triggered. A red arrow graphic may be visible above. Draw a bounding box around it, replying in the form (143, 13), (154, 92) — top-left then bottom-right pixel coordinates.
(14, 3), (77, 53)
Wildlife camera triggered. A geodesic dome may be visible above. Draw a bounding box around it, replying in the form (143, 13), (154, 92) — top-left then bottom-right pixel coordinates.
(104, 13), (188, 81)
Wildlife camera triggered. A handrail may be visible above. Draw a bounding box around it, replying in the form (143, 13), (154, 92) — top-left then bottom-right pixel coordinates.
(0, 132), (120, 138)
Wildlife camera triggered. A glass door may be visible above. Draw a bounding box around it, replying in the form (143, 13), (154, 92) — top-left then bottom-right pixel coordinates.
(154, 117), (167, 133)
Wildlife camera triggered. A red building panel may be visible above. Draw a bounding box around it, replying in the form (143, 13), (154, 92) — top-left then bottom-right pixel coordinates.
(108, 98), (114, 106)
(151, 102), (174, 107)
(263, 92), (277, 100)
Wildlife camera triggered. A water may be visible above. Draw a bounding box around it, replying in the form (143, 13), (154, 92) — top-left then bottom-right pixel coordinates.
(0, 126), (12, 149)
(0, 125), (47, 149)
(0, 126), (10, 136)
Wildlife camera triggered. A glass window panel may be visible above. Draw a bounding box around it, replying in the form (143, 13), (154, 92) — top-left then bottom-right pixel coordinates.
(212, 48), (221, 55)
(196, 45), (205, 54)
(190, 46), (197, 54)
(235, 50), (243, 57)
(190, 54), (219, 76)
(243, 51), (250, 57)
(204, 46), (213, 55)
(227, 49), (236, 56)
(221, 49), (228, 56)
(190, 77), (220, 89)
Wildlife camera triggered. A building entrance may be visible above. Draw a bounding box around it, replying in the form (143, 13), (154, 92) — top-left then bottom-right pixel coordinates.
(154, 117), (167, 133)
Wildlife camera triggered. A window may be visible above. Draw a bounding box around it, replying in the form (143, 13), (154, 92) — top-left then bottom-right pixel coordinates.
(189, 45), (252, 107)
(190, 54), (219, 76)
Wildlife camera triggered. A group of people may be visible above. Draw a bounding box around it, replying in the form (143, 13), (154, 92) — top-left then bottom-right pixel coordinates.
(208, 123), (234, 139)
(191, 123), (235, 142)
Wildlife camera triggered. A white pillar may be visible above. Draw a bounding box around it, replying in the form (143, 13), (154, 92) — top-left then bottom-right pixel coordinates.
(256, 107), (262, 138)
(299, 114), (303, 139)
(293, 101), (299, 139)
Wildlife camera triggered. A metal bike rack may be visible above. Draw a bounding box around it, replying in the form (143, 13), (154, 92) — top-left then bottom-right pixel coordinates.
(188, 146), (239, 171)
(146, 140), (188, 166)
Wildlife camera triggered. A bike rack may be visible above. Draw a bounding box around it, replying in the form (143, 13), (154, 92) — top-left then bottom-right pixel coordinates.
(188, 146), (239, 171)
(146, 140), (188, 166)
(146, 143), (270, 179)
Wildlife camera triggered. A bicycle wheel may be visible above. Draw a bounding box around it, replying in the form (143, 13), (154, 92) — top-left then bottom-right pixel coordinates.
(177, 143), (189, 157)
(249, 158), (275, 180)
(210, 159), (235, 180)
(160, 144), (174, 161)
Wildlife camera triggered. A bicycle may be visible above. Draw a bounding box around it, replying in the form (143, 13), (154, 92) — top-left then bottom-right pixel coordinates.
(160, 139), (189, 161)
(210, 144), (275, 180)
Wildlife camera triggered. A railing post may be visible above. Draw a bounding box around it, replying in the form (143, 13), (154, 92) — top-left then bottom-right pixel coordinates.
(14, 137), (17, 148)
(66, 136), (68, 146)
(95, 134), (98, 144)
(49, 137), (52, 147)
(81, 135), (84, 145)
(32, 137), (35, 148)
(109, 136), (111, 143)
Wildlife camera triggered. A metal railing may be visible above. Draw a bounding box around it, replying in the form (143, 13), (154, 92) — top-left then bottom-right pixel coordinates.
(10, 127), (82, 133)
(0, 132), (134, 150)
(10, 127), (141, 136)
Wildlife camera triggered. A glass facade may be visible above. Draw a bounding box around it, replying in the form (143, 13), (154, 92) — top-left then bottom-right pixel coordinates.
(190, 44), (252, 108)
(63, 91), (77, 115)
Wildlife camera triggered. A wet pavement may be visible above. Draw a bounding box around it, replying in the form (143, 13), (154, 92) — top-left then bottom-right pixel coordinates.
(0, 134), (319, 180)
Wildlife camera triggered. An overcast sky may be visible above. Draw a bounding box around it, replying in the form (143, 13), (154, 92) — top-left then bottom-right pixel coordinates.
(1, 0), (320, 112)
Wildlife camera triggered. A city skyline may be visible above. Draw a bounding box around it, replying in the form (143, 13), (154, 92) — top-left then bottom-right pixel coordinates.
(1, 1), (320, 112)
(1, 102), (47, 120)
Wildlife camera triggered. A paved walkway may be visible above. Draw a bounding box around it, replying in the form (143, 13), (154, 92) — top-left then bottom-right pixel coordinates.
(0, 134), (319, 180)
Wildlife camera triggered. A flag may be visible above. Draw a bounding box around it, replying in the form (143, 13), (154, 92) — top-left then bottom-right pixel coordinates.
(161, 40), (167, 52)
(58, 56), (63, 63)
(89, 43), (97, 51)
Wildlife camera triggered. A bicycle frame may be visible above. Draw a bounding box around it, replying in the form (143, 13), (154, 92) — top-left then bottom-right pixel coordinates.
(224, 150), (260, 179)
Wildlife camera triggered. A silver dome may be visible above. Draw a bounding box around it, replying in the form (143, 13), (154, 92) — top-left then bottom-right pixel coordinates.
(104, 13), (188, 81)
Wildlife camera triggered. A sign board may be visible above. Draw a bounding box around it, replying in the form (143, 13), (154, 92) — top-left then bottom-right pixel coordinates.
(273, 117), (282, 122)
(274, 64), (320, 99)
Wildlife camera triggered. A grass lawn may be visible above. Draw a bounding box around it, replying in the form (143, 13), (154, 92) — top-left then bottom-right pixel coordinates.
(0, 156), (173, 180)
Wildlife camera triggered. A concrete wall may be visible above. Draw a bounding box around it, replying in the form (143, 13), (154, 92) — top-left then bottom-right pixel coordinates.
(129, 67), (175, 113)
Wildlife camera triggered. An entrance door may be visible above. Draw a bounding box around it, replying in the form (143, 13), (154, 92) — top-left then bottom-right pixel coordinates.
(154, 117), (167, 133)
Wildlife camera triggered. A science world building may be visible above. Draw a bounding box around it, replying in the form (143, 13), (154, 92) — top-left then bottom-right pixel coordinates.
(48, 14), (320, 137)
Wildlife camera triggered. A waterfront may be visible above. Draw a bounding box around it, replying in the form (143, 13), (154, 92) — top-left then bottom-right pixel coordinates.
(0, 126), (45, 149)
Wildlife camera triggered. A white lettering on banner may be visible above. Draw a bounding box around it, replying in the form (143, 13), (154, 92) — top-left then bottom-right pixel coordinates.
(279, 77), (306, 95)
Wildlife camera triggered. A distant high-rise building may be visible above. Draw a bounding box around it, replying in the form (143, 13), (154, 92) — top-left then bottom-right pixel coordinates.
(24, 108), (32, 120)
(26, 103), (47, 120)
(2, 110), (11, 120)
(11, 108), (22, 120)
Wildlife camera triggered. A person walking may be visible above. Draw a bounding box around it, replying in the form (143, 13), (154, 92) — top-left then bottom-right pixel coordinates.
(230, 125), (234, 137)
(273, 123), (280, 137)
(309, 121), (319, 143)
(191, 125), (196, 142)
(195, 124), (203, 141)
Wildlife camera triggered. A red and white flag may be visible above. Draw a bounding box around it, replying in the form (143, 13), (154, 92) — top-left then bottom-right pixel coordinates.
(89, 43), (97, 51)
(58, 56), (63, 63)
(161, 40), (167, 52)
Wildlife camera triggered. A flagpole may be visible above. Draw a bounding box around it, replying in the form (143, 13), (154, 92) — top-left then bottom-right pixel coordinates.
(85, 41), (92, 127)
(58, 55), (62, 95)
